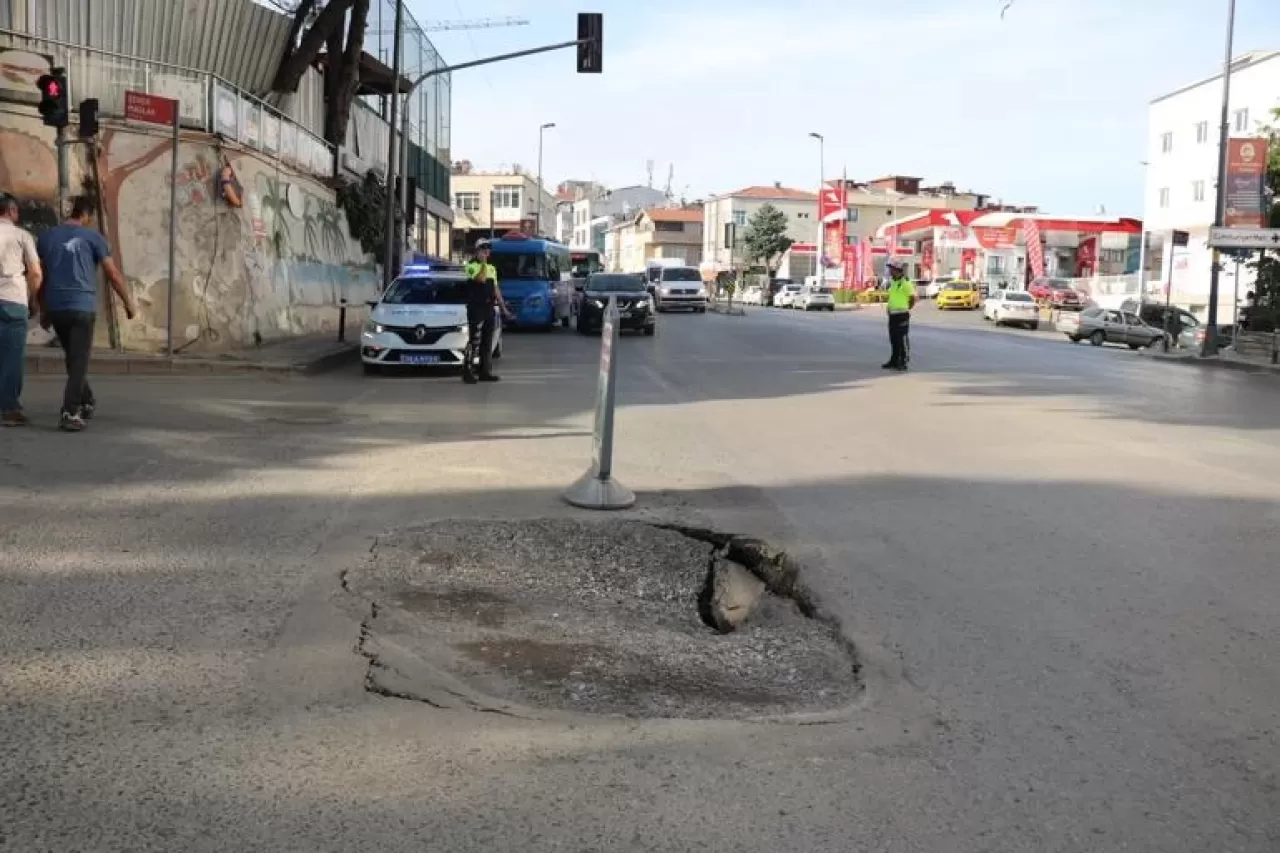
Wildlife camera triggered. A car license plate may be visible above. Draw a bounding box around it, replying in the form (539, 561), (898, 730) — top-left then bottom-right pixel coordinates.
(402, 353), (440, 365)
(619, 310), (632, 319)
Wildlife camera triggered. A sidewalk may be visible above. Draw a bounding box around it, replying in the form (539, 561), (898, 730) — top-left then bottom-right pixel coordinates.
(1144, 346), (1280, 376)
(24, 333), (359, 376)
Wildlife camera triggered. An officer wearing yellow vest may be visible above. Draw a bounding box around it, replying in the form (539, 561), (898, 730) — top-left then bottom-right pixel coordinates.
(883, 259), (915, 371)
(462, 239), (510, 384)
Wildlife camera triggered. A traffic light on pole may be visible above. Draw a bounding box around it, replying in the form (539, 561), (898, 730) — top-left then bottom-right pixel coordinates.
(78, 98), (100, 139)
(36, 68), (69, 128)
(577, 12), (602, 74)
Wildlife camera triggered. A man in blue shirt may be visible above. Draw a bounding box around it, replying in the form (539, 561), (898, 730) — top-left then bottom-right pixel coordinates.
(36, 196), (135, 432)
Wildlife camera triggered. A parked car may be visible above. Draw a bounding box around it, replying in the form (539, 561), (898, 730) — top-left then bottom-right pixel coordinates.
(935, 280), (981, 310)
(796, 285), (836, 311)
(1028, 277), (1084, 310)
(652, 266), (707, 312)
(361, 267), (502, 374)
(765, 278), (793, 306)
(739, 285), (764, 305)
(774, 283), (804, 308)
(1060, 307), (1166, 349)
(982, 289), (1040, 329)
(577, 273), (656, 336)
(1127, 302), (1201, 349)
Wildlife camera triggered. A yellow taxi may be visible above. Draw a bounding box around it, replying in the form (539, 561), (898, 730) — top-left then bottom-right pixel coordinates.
(935, 280), (981, 310)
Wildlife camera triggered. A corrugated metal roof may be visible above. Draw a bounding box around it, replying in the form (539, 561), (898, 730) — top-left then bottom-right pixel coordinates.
(8, 0), (290, 95)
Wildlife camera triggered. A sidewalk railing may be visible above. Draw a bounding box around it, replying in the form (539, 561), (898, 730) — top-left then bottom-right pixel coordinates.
(0, 28), (335, 180)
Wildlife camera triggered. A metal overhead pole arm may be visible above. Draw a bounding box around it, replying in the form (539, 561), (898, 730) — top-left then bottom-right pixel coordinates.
(393, 37), (594, 265)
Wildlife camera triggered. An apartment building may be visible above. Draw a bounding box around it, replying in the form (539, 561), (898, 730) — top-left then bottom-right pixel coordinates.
(608, 208), (704, 272)
(450, 169), (558, 254)
(701, 184), (818, 272)
(1143, 50), (1280, 317)
(565, 185), (670, 252)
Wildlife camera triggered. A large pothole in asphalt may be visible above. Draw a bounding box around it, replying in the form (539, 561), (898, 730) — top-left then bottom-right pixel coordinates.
(341, 519), (861, 721)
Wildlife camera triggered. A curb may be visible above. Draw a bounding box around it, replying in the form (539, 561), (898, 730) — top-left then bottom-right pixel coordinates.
(24, 342), (360, 377)
(1144, 350), (1280, 376)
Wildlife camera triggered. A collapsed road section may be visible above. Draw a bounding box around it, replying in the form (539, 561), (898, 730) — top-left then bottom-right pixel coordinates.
(341, 519), (861, 721)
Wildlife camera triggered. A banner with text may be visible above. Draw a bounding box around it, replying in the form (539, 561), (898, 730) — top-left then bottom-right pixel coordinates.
(1225, 137), (1270, 228)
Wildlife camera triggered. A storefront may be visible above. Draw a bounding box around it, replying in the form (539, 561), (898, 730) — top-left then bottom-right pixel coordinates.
(876, 211), (1142, 289)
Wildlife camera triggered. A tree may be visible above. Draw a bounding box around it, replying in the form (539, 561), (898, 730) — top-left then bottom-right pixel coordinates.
(741, 204), (794, 275)
(270, 0), (370, 148)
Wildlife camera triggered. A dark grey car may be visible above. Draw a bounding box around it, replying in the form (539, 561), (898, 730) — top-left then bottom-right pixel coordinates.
(1062, 307), (1167, 349)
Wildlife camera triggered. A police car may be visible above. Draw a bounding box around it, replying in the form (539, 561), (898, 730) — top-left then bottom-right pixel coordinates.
(361, 262), (503, 374)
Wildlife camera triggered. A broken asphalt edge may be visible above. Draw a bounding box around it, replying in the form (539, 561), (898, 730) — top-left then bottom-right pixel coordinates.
(340, 523), (868, 726)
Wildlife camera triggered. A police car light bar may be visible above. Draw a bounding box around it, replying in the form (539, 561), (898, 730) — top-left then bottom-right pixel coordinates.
(400, 264), (432, 275)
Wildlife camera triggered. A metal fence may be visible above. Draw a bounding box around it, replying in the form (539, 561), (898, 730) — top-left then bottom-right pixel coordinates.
(0, 27), (335, 180)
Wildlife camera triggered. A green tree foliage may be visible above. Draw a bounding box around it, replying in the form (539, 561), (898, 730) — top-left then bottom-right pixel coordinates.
(336, 169), (386, 259)
(741, 204), (794, 272)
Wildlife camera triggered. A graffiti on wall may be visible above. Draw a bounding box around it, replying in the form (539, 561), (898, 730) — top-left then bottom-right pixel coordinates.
(0, 109), (377, 352)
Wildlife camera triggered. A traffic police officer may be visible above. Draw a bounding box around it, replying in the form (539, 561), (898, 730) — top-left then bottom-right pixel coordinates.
(462, 240), (507, 384)
(883, 260), (915, 371)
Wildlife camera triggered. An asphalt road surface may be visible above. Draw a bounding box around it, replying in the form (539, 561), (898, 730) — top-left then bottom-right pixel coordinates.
(3, 305), (1278, 852)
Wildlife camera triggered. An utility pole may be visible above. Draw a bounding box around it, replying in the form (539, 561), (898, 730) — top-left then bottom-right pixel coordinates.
(381, 0), (403, 288)
(536, 121), (555, 236)
(1203, 0), (1238, 356)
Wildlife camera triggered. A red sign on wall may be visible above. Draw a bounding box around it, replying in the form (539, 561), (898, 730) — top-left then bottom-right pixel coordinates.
(124, 90), (178, 126)
(1225, 137), (1269, 227)
(974, 227), (1017, 250)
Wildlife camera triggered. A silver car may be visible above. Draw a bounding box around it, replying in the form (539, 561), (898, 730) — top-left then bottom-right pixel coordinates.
(1061, 307), (1167, 349)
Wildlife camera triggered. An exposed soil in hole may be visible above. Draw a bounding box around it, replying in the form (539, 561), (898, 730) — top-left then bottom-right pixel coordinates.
(344, 519), (860, 720)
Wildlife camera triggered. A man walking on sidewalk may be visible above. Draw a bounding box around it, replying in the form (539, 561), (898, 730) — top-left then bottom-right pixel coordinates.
(36, 196), (134, 432)
(882, 259), (915, 371)
(0, 192), (42, 427)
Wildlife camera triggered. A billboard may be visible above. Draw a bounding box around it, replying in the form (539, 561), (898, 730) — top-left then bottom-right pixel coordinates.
(1224, 138), (1269, 228)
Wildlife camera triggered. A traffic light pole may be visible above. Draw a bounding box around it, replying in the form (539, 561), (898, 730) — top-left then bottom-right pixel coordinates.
(386, 37), (594, 269)
(54, 126), (68, 217)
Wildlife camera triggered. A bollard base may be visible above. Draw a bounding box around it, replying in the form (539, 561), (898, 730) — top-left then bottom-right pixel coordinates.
(563, 469), (636, 511)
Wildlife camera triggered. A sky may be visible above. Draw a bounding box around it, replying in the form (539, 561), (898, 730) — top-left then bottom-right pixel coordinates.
(414, 0), (1280, 217)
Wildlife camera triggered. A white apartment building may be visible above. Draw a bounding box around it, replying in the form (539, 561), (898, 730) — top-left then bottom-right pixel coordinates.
(1143, 50), (1280, 319)
(567, 185), (670, 251)
(450, 170), (557, 254)
(702, 184), (818, 272)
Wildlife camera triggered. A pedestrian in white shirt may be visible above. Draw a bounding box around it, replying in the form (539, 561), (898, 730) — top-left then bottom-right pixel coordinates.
(0, 192), (43, 426)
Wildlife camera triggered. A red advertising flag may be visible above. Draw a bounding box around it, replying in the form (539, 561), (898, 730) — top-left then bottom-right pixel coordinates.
(921, 240), (935, 279)
(1225, 138), (1270, 228)
(819, 181), (845, 221)
(842, 243), (858, 290)
(861, 238), (875, 288)
(1023, 220), (1045, 279)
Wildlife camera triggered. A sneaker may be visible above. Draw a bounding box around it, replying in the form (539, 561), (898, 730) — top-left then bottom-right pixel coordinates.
(79, 403), (95, 421)
(59, 411), (85, 432)
(1, 411), (29, 427)
(881, 361), (897, 370)
(479, 374), (501, 383)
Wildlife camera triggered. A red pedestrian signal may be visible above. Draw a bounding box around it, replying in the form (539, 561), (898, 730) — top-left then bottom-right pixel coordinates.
(36, 69), (69, 129)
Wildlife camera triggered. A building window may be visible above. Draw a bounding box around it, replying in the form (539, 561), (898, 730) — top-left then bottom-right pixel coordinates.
(796, 212), (809, 219)
(731, 210), (746, 227)
(491, 185), (522, 209)
(1195, 120), (1209, 143)
(1158, 187), (1170, 208)
(454, 192), (480, 211)
(1233, 108), (1249, 132)
(1160, 132), (1173, 153)
(655, 220), (684, 233)
(847, 208), (859, 222)
(1192, 179), (1206, 202)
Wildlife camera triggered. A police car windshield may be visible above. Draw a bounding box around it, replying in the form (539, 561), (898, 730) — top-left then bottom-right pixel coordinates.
(491, 253), (549, 281)
(661, 268), (701, 282)
(382, 276), (470, 305)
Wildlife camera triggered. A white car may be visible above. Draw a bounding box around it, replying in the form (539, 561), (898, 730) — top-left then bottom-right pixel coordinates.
(924, 277), (955, 299)
(739, 285), (764, 305)
(361, 266), (502, 374)
(982, 289), (1040, 330)
(653, 266), (708, 312)
(774, 283), (803, 308)
(796, 285), (836, 311)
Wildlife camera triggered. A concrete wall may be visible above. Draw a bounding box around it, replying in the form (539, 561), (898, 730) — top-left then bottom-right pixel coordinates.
(0, 106), (377, 353)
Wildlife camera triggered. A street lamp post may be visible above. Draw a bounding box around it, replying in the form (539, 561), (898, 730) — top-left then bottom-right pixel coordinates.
(1137, 160), (1149, 313)
(808, 131), (824, 284)
(536, 122), (556, 236)
(1203, 0), (1238, 356)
